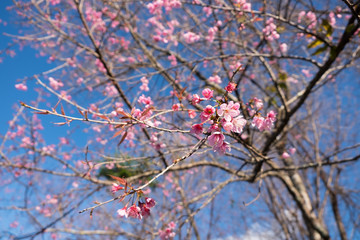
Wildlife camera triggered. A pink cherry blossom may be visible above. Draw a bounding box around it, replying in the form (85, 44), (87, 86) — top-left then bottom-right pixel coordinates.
(140, 76), (149, 91)
(213, 141), (231, 154)
(280, 43), (288, 54)
(172, 103), (180, 111)
(190, 124), (203, 135)
(111, 183), (124, 193)
(15, 83), (28, 91)
(208, 132), (225, 147)
(117, 205), (128, 218)
(205, 26), (218, 43)
(10, 221), (19, 228)
(95, 58), (107, 73)
(289, 147), (296, 155)
(225, 82), (236, 93)
(138, 94), (153, 105)
(263, 18), (280, 41)
(253, 97), (263, 110)
(252, 116), (264, 130)
(60, 137), (69, 145)
(257, 113), (276, 131)
(267, 110), (277, 122)
(50, 0), (60, 5)
(49, 77), (64, 90)
(139, 203), (151, 218)
(192, 94), (201, 105)
(145, 197), (156, 208)
(188, 110), (196, 119)
(225, 82), (237, 93)
(217, 101), (240, 122)
(282, 152), (290, 158)
(202, 105), (215, 117)
(159, 222), (176, 240)
(202, 88), (213, 100)
(127, 204), (142, 219)
(222, 119), (234, 132)
(208, 75), (222, 84)
(168, 55), (177, 66)
(232, 115), (247, 133)
(183, 31), (200, 44)
(209, 123), (221, 132)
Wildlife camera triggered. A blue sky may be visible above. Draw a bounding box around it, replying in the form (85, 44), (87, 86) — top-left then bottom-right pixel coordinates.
(0, 1), (49, 134)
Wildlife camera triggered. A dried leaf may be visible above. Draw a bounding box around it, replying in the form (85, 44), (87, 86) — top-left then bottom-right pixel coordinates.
(35, 111), (49, 115)
(118, 131), (128, 146)
(114, 123), (127, 128)
(97, 114), (110, 122)
(117, 110), (130, 117)
(52, 99), (61, 113)
(109, 175), (127, 185)
(140, 106), (155, 118)
(112, 129), (124, 139)
(61, 104), (65, 116)
(118, 195), (126, 202)
(78, 108), (84, 117)
(180, 86), (187, 96)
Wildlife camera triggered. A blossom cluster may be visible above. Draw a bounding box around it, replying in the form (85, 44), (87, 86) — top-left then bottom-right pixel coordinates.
(117, 197), (156, 219)
(263, 18), (280, 41)
(189, 87), (277, 154)
(159, 222), (176, 240)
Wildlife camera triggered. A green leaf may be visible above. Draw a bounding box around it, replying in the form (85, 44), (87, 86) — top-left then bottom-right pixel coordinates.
(278, 82), (287, 90)
(321, 19), (333, 37)
(279, 72), (287, 82)
(311, 45), (328, 56)
(266, 85), (277, 93)
(345, 23), (355, 33)
(307, 39), (323, 49)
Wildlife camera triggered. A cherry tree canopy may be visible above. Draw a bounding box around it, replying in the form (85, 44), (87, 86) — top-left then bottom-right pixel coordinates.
(1, 0), (360, 239)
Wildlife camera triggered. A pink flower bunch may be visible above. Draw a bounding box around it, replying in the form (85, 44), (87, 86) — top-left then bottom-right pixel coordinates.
(49, 77), (64, 90)
(208, 75), (222, 84)
(159, 222), (176, 240)
(298, 11), (317, 29)
(147, 0), (181, 15)
(85, 7), (106, 32)
(49, 0), (60, 6)
(205, 26), (218, 43)
(168, 55), (177, 66)
(202, 88), (213, 100)
(183, 31), (201, 44)
(252, 110), (277, 131)
(111, 183), (124, 193)
(190, 100), (247, 154)
(95, 58), (107, 73)
(140, 76), (149, 91)
(192, 94), (201, 105)
(282, 147), (296, 159)
(263, 18), (280, 41)
(172, 103), (180, 111)
(15, 83), (28, 91)
(224, 82), (237, 93)
(233, 0), (252, 11)
(138, 94), (154, 106)
(189, 88), (277, 154)
(117, 198), (156, 220)
(252, 97), (263, 110)
(200, 105), (215, 122)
